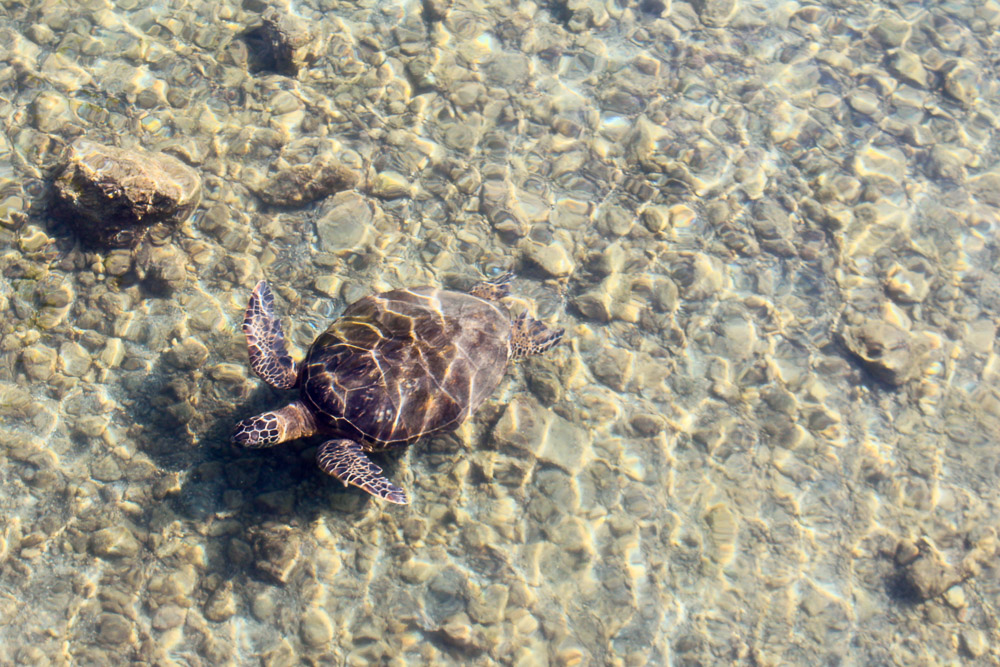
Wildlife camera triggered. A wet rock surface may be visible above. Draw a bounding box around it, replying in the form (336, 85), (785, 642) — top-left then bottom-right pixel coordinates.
(315, 191), (374, 253)
(251, 524), (301, 584)
(52, 139), (201, 248)
(840, 319), (932, 386)
(893, 538), (964, 601)
(134, 243), (188, 295)
(89, 526), (141, 559)
(299, 607), (334, 647)
(253, 158), (359, 208)
(241, 8), (322, 77)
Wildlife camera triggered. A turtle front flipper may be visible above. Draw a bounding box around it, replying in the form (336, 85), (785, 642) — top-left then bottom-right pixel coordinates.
(244, 280), (299, 389)
(510, 312), (564, 358)
(316, 439), (409, 505)
(469, 271), (515, 301)
(233, 400), (317, 448)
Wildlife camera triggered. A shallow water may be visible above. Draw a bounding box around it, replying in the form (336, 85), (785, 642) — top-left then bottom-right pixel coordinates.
(2, 0), (1000, 664)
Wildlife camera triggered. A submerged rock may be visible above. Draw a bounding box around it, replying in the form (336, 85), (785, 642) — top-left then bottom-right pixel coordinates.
(300, 607), (334, 647)
(152, 604), (186, 631)
(242, 8), (322, 77)
(315, 191), (374, 254)
(893, 538), (963, 600)
(251, 524), (301, 584)
(52, 138), (201, 248)
(492, 395), (593, 474)
(751, 199), (796, 256)
(890, 51), (929, 88)
(942, 60), (979, 105)
(253, 158), (359, 208)
(134, 243), (188, 295)
(204, 581), (237, 622)
(90, 525), (141, 559)
(97, 613), (132, 646)
(522, 240), (574, 277)
(422, 0), (451, 21)
(840, 318), (931, 386)
(691, 0), (739, 26)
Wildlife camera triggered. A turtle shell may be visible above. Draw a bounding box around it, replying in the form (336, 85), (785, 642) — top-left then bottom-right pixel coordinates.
(301, 287), (512, 449)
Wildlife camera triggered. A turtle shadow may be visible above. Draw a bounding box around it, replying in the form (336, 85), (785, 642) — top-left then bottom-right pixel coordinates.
(126, 350), (410, 587)
(131, 349), (395, 528)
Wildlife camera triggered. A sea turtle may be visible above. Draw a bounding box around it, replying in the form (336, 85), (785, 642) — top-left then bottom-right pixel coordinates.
(232, 273), (563, 504)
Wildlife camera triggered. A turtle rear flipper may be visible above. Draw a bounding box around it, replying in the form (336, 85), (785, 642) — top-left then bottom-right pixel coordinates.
(510, 312), (564, 358)
(317, 439), (409, 505)
(244, 280), (299, 389)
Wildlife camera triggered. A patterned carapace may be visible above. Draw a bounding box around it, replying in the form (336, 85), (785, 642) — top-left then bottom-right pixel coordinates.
(232, 274), (564, 504)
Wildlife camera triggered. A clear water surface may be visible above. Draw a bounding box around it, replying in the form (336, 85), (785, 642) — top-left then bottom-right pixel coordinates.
(0, 0), (998, 664)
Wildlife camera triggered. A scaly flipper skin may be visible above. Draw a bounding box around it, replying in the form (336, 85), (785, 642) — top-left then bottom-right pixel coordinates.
(469, 271), (515, 302)
(510, 312), (564, 358)
(232, 411), (283, 448)
(316, 439), (409, 505)
(232, 400), (317, 448)
(244, 280), (298, 389)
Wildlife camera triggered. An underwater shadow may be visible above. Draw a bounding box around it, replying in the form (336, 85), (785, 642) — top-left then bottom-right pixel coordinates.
(133, 344), (396, 519)
(884, 571), (924, 606)
(126, 345), (411, 583)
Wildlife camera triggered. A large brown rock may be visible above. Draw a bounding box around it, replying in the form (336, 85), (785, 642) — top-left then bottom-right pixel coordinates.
(52, 138), (201, 248)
